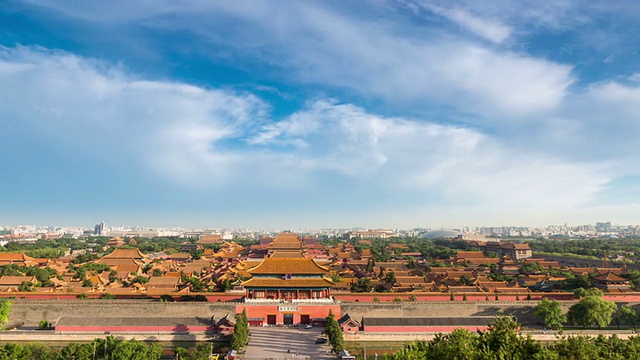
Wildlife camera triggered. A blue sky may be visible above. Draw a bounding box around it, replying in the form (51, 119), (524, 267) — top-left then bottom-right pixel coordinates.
(2, 1), (640, 229)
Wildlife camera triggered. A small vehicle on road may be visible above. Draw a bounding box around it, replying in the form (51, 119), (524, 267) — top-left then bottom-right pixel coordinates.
(315, 338), (327, 344)
(305, 324), (313, 329)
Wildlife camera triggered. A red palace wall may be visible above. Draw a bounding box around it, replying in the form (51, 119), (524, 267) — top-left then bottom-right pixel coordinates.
(237, 304), (341, 325)
(363, 326), (490, 333)
(603, 294), (640, 302)
(333, 292), (579, 302)
(55, 325), (214, 333)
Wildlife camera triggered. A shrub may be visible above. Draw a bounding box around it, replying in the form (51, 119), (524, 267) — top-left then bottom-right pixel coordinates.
(38, 320), (51, 329)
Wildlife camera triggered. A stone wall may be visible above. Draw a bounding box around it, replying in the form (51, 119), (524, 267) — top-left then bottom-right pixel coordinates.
(8, 299), (579, 329)
(7, 300), (236, 328)
(340, 301), (576, 325)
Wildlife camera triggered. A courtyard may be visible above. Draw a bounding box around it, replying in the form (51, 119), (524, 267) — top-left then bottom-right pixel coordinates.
(241, 326), (336, 360)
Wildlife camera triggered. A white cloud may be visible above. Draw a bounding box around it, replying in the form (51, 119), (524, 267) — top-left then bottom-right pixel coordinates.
(253, 99), (609, 209)
(421, 4), (512, 44)
(19, 1), (574, 117)
(0, 46), (609, 214)
(0, 46), (266, 187)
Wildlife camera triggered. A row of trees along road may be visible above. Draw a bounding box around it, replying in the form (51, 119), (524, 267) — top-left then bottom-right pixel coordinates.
(392, 315), (640, 360)
(534, 289), (628, 330)
(0, 337), (162, 360)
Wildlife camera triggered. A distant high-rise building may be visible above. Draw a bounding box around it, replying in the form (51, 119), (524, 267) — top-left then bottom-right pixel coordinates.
(596, 222), (612, 233)
(94, 221), (106, 235)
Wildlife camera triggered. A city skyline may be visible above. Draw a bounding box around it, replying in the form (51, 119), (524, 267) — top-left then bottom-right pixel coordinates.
(2, 1), (640, 228)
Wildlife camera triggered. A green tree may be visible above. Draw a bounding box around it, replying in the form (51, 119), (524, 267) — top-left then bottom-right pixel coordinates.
(425, 329), (479, 359)
(152, 268), (163, 277)
(110, 338), (162, 360)
(568, 295), (617, 329)
(231, 309), (249, 350)
(0, 343), (32, 359)
(551, 335), (601, 360)
(459, 274), (473, 285)
(190, 343), (215, 360)
(365, 259), (375, 273)
(219, 279), (233, 292)
(108, 270), (118, 284)
(560, 275), (593, 291)
(57, 342), (94, 360)
(0, 300), (11, 329)
(573, 287), (587, 299)
(534, 298), (567, 330)
(351, 278), (373, 292)
(520, 262), (545, 274)
(101, 293), (116, 299)
(131, 275), (149, 284)
(325, 310), (345, 352)
(174, 347), (189, 359)
(17, 281), (33, 292)
(477, 315), (542, 359)
(617, 305), (639, 330)
(38, 320), (51, 329)
(384, 270), (396, 285)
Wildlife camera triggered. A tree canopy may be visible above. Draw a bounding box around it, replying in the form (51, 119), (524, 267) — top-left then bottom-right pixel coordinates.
(0, 300), (10, 329)
(392, 315), (640, 360)
(568, 295), (617, 329)
(534, 298), (567, 330)
(325, 310), (345, 352)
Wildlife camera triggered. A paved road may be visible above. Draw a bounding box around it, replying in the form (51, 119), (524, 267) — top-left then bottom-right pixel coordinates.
(242, 327), (336, 360)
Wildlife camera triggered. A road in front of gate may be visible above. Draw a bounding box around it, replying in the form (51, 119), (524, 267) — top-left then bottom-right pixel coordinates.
(242, 326), (336, 360)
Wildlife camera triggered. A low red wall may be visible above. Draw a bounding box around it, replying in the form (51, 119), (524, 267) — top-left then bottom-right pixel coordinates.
(56, 325), (214, 332)
(334, 292), (580, 302)
(363, 325), (490, 333)
(0, 292), (243, 301)
(603, 294), (640, 302)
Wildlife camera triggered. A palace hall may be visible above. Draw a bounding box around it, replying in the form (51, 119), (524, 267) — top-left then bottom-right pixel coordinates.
(238, 232), (339, 326)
